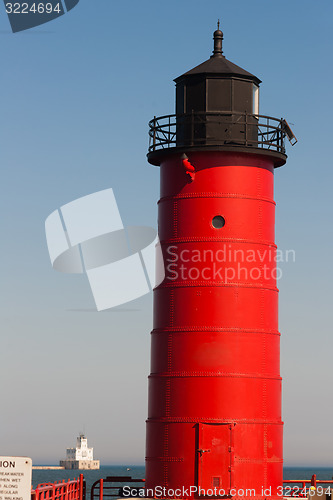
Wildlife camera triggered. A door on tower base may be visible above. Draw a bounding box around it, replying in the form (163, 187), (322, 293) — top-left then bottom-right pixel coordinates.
(197, 423), (234, 497)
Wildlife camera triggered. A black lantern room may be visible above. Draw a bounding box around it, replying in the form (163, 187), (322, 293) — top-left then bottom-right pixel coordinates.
(175, 26), (260, 117)
(148, 25), (296, 167)
(175, 25), (261, 148)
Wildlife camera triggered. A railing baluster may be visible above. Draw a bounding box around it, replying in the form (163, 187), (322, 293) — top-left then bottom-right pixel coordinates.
(153, 116), (156, 151)
(79, 475), (84, 500)
(168, 115), (171, 147)
(99, 479), (103, 500)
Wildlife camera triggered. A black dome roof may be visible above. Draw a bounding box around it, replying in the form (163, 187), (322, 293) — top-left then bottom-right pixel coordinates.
(174, 27), (261, 85)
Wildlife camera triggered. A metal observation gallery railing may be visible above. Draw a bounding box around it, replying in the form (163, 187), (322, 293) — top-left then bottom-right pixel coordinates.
(148, 111), (295, 155)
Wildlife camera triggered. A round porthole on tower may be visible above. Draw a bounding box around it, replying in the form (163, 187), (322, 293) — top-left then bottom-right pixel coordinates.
(212, 215), (225, 228)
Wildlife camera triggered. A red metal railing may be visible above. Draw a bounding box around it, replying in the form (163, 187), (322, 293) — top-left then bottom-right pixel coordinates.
(32, 475), (85, 500)
(283, 474), (333, 497)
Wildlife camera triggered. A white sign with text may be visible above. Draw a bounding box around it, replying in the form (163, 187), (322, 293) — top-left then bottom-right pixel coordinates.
(0, 457), (32, 500)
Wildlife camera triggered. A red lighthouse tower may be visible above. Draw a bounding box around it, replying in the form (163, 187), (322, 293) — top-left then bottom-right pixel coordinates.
(146, 26), (295, 500)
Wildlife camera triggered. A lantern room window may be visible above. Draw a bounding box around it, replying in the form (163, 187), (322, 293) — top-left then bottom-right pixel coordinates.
(253, 84), (259, 115)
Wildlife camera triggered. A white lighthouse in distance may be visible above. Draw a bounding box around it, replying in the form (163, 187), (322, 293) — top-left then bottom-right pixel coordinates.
(60, 433), (100, 470)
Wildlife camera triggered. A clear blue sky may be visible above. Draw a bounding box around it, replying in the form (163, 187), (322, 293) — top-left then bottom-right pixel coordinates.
(1, 0), (333, 466)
